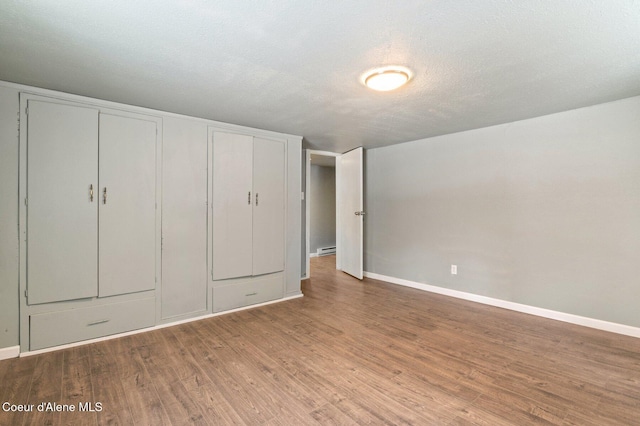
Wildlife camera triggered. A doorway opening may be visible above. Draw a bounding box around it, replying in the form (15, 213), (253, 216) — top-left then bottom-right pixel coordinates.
(304, 150), (340, 279)
(303, 147), (363, 280)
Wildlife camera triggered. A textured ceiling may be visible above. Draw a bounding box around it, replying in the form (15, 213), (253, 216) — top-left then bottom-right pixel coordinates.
(1, 1), (639, 153)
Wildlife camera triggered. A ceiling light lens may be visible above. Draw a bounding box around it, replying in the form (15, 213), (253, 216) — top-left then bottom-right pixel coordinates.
(364, 68), (411, 91)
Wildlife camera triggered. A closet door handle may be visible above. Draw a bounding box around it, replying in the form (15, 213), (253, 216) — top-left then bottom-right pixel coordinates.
(103, 187), (107, 204)
(255, 193), (259, 206)
(248, 191), (251, 205)
(89, 184), (94, 202)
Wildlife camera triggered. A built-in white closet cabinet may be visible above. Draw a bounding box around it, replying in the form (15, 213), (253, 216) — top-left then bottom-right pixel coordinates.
(211, 131), (286, 312)
(212, 132), (285, 279)
(6, 80), (301, 356)
(20, 94), (161, 351)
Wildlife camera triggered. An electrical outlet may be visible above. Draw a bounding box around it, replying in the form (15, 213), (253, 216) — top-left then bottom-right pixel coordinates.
(451, 264), (457, 275)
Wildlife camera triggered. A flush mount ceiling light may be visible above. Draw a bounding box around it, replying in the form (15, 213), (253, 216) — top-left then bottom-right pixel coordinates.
(362, 66), (412, 91)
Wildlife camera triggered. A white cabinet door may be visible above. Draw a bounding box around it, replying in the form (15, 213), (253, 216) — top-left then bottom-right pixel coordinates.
(252, 138), (285, 275)
(212, 132), (254, 280)
(98, 114), (157, 297)
(27, 100), (99, 304)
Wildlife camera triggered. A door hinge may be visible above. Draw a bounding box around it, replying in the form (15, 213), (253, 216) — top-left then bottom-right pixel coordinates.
(24, 198), (28, 206)
(24, 289), (28, 299)
(25, 106), (28, 116)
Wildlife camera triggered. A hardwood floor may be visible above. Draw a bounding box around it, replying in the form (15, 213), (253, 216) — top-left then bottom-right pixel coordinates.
(2, 255), (640, 425)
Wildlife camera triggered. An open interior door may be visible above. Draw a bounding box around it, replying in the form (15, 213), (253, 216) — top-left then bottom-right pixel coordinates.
(338, 147), (364, 279)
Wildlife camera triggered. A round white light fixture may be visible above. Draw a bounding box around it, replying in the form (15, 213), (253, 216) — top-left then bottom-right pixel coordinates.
(362, 66), (412, 91)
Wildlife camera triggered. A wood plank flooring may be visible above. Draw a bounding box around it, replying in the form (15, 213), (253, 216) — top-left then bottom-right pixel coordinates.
(1, 255), (640, 425)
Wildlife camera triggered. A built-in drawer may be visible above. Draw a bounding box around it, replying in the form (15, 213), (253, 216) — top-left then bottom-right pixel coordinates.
(30, 297), (156, 350)
(212, 273), (283, 313)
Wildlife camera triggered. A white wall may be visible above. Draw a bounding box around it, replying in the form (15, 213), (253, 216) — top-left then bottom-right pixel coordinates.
(301, 149), (307, 275)
(365, 96), (640, 328)
(161, 117), (208, 320)
(309, 165), (336, 254)
(0, 86), (19, 349)
(285, 138), (302, 296)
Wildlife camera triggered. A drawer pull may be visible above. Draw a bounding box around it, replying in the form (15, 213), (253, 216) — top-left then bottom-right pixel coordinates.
(87, 319), (110, 326)
(245, 292), (258, 296)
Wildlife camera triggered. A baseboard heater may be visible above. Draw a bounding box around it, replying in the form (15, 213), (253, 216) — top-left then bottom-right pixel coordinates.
(317, 246), (336, 256)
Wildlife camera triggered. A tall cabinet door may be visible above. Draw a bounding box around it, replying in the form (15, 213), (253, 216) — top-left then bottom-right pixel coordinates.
(252, 138), (285, 275)
(212, 132), (254, 280)
(27, 100), (99, 304)
(99, 114), (157, 297)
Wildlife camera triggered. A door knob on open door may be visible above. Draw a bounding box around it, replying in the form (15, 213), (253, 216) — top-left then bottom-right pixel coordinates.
(354, 211), (365, 216)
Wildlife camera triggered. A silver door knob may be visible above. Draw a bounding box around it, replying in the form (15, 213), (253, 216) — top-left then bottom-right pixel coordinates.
(354, 211), (365, 216)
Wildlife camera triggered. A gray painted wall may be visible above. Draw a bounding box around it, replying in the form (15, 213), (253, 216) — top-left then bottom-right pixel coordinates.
(365, 96), (640, 328)
(310, 165), (336, 254)
(0, 86), (19, 348)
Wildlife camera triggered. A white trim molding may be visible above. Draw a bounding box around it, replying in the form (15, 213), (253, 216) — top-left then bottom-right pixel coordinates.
(0, 345), (20, 360)
(364, 271), (640, 339)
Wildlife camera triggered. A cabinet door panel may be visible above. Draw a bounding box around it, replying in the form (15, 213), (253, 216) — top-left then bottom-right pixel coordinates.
(252, 138), (285, 275)
(212, 132), (254, 280)
(27, 100), (99, 304)
(99, 114), (157, 297)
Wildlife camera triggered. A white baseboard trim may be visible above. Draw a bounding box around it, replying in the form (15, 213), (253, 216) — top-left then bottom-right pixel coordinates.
(364, 271), (640, 339)
(0, 345), (20, 360)
(20, 294), (305, 357)
(309, 253), (319, 258)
